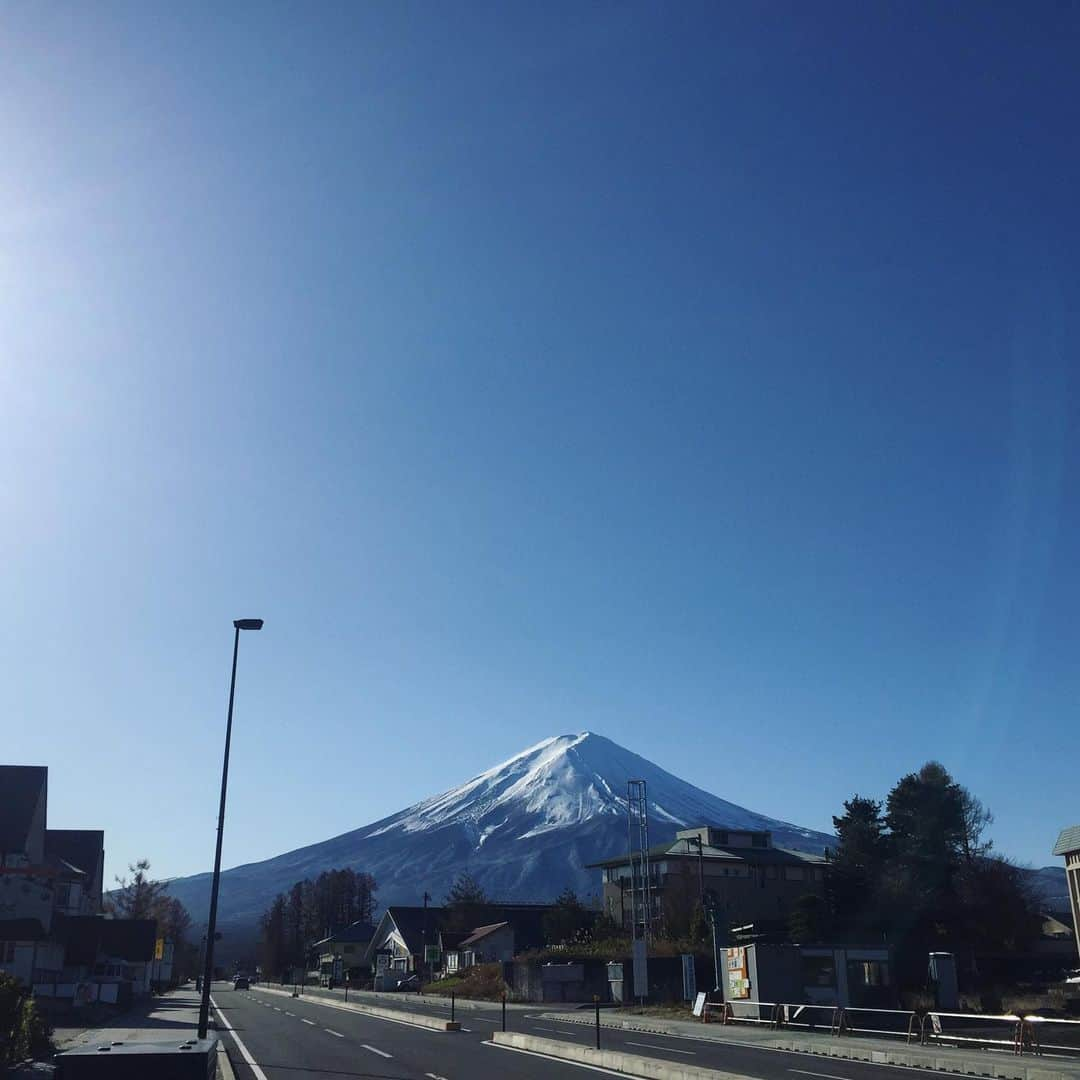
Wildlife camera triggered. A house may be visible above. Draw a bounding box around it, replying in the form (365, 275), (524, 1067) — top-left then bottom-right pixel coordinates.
(312, 920), (377, 984)
(365, 906), (444, 984)
(444, 922), (514, 972)
(0, 764), (154, 1005)
(1053, 826), (1080, 961)
(587, 825), (827, 933)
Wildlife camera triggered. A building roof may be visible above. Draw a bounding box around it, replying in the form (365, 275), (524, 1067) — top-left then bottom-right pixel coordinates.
(383, 906), (446, 954)
(312, 920), (377, 949)
(438, 930), (470, 950)
(0, 766), (47, 853)
(0, 917), (47, 941)
(46, 830), (104, 881)
(460, 922), (509, 948)
(586, 839), (826, 870)
(1053, 826), (1080, 857)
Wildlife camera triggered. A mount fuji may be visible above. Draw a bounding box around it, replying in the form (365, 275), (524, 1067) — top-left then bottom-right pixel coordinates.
(164, 732), (834, 937)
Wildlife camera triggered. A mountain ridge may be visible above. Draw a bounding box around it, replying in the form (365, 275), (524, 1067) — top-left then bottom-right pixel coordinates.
(162, 732), (832, 934)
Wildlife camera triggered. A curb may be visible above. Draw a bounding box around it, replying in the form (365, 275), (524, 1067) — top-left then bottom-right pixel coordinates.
(217, 1040), (236, 1080)
(492, 1031), (747, 1079)
(251, 984), (460, 1032)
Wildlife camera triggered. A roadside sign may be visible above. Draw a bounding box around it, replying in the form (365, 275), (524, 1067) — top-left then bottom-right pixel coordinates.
(632, 939), (648, 999)
(692, 991), (707, 1017)
(681, 954), (696, 1001)
(154, 938), (164, 961)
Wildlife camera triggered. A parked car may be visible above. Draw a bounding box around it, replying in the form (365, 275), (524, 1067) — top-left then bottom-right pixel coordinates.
(233, 974), (250, 990)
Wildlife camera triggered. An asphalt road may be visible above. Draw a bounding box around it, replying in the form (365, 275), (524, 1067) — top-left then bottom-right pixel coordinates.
(210, 982), (949, 1080)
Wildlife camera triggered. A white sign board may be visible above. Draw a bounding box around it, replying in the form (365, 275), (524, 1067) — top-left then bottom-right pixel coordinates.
(632, 939), (648, 999)
(681, 954), (696, 1001)
(692, 991), (707, 1017)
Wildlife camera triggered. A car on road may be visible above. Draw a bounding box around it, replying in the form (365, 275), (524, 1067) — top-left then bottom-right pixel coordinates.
(233, 974), (250, 990)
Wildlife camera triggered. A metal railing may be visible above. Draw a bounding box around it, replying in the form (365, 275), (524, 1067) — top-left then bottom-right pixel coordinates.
(699, 999), (1080, 1058)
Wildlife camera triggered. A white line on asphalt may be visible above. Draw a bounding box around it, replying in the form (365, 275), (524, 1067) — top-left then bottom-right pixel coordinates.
(790, 1071), (852, 1080)
(324, 1028), (344, 1038)
(362, 1043), (392, 1058)
(284, 1011), (295, 1016)
(533, 1025), (558, 1032)
(273, 1007), (281, 1011)
(210, 996), (270, 1080)
(425, 1073), (450, 1080)
(460, 1027), (472, 1032)
(301, 1018), (316, 1025)
(483, 1040), (643, 1076)
(627, 1041), (695, 1055)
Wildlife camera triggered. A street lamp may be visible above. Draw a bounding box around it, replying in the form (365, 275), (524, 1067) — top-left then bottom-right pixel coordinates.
(197, 618), (263, 1040)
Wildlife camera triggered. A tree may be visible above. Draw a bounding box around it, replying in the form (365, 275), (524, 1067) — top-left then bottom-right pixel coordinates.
(110, 859), (169, 920)
(789, 893), (831, 943)
(544, 888), (591, 946)
(828, 796), (888, 935)
(444, 872), (488, 932)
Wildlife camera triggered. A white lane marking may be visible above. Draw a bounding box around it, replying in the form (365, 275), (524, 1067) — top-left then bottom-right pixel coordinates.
(790, 1072), (852, 1080)
(533, 1025), (558, 1032)
(425, 1074), (450, 1080)
(301, 1018), (316, 1025)
(210, 996), (270, 1080)
(483, 1040), (639, 1076)
(273, 1007), (282, 1011)
(362, 1043), (392, 1058)
(461, 1027), (472, 1032)
(324, 1028), (344, 1037)
(284, 1011), (295, 1016)
(627, 1040), (696, 1055)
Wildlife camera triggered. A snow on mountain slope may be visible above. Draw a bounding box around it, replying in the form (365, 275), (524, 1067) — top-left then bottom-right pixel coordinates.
(364, 732), (825, 847)
(163, 732), (834, 937)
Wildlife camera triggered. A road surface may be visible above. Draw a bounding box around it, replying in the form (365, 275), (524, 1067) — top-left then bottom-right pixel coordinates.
(211, 982), (941, 1080)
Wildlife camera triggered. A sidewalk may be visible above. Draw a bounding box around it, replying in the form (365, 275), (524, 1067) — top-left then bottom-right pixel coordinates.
(48, 986), (232, 1079)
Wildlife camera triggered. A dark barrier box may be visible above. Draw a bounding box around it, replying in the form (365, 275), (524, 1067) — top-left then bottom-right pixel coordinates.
(54, 1037), (218, 1080)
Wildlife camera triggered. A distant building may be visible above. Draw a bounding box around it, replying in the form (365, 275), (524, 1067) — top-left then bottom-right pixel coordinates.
(1052, 825), (1080, 960)
(587, 825), (827, 932)
(312, 920), (377, 984)
(0, 764), (155, 1005)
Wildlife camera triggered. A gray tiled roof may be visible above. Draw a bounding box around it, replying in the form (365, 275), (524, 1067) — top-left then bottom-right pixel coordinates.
(1053, 825), (1080, 856)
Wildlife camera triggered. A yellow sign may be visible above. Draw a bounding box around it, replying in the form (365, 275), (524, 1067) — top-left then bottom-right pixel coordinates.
(155, 938), (164, 960)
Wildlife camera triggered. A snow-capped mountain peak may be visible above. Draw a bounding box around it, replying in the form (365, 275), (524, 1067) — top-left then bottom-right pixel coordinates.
(361, 731), (826, 850)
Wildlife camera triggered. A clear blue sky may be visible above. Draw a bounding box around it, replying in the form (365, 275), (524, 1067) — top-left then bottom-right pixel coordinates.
(3, 2), (1077, 886)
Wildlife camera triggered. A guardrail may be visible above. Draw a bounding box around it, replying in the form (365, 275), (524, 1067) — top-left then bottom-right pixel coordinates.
(1022, 1015), (1080, 1057)
(699, 1000), (1080, 1057)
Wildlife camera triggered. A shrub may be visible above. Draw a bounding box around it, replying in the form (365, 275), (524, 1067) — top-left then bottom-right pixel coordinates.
(0, 973), (52, 1065)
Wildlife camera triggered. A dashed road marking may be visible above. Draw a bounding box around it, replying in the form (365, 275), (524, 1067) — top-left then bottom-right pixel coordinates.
(325, 1028), (344, 1038)
(362, 1044), (392, 1058)
(627, 1041), (695, 1055)
(301, 1018), (316, 1025)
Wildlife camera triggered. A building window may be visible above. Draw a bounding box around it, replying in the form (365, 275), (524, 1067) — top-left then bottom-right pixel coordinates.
(766, 866), (778, 879)
(752, 834), (767, 848)
(785, 867), (805, 881)
(1, 942), (14, 963)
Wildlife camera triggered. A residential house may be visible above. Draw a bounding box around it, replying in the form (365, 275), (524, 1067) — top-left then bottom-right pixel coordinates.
(0, 764), (155, 1005)
(444, 922), (514, 973)
(365, 906), (444, 984)
(587, 825), (827, 933)
(1053, 826), (1080, 961)
(313, 920), (376, 984)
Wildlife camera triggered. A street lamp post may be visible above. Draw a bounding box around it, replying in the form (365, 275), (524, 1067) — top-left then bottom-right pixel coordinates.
(197, 618), (263, 1040)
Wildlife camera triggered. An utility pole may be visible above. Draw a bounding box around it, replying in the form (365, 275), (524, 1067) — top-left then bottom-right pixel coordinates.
(421, 891), (432, 987)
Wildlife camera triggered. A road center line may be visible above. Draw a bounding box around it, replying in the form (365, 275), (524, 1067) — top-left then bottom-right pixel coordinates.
(301, 1018), (316, 1025)
(789, 1072), (854, 1080)
(362, 1043), (392, 1058)
(324, 1028), (344, 1038)
(626, 1041), (695, 1055)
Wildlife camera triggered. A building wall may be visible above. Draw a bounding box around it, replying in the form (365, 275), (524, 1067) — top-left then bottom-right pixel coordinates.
(601, 857), (826, 928)
(1065, 850), (1080, 959)
(472, 925), (515, 963)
